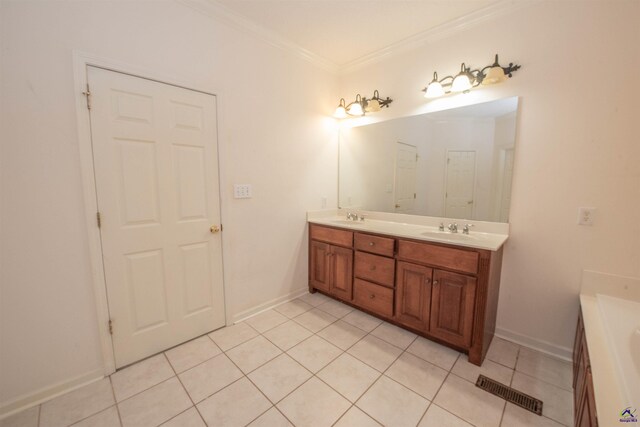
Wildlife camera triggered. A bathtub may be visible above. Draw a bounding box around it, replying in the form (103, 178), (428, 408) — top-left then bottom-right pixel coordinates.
(597, 294), (640, 406)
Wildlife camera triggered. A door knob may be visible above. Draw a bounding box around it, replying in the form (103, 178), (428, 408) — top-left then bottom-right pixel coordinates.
(210, 225), (220, 233)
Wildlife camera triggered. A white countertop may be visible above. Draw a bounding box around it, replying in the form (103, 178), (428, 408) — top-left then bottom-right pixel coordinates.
(307, 209), (509, 251)
(580, 270), (640, 426)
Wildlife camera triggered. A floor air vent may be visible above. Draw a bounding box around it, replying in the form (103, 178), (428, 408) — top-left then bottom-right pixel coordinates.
(476, 375), (543, 416)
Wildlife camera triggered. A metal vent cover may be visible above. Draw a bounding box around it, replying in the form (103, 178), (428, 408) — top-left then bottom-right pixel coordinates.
(476, 375), (543, 416)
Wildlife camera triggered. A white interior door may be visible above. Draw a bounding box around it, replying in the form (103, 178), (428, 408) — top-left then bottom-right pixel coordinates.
(88, 66), (225, 368)
(444, 150), (476, 219)
(394, 143), (417, 213)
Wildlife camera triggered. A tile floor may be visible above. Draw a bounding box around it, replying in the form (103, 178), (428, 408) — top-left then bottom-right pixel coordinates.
(1, 293), (574, 427)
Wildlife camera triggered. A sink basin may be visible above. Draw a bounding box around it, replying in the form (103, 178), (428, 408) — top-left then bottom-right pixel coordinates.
(330, 219), (364, 226)
(420, 231), (477, 240)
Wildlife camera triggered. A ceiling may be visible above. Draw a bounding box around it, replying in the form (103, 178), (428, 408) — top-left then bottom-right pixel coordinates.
(213, 0), (502, 68)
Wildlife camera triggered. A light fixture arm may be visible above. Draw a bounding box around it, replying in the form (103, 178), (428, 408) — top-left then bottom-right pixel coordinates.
(422, 54), (520, 98)
(334, 90), (393, 118)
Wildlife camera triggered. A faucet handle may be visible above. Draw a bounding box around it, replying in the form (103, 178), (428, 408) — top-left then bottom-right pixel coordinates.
(438, 222), (445, 231)
(447, 223), (458, 233)
(462, 223), (474, 234)
(360, 215), (365, 221)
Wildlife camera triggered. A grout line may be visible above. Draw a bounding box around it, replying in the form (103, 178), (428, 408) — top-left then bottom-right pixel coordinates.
(108, 376), (124, 427)
(162, 353), (208, 426)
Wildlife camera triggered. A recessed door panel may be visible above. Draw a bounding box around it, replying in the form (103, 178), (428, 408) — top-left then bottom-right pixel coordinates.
(173, 145), (207, 222)
(172, 101), (203, 131)
(118, 139), (160, 226)
(125, 249), (168, 332)
(180, 242), (214, 316)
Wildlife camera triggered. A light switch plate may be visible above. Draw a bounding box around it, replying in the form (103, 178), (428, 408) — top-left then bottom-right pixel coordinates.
(578, 207), (596, 226)
(233, 184), (252, 199)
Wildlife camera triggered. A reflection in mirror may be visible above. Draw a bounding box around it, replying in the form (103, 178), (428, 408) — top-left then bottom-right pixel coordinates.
(339, 97), (518, 223)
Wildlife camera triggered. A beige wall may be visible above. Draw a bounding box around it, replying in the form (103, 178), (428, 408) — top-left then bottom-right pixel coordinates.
(339, 0), (640, 356)
(2, 0), (640, 416)
(0, 0), (338, 412)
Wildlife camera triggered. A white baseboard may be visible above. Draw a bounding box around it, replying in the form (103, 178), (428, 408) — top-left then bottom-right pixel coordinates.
(495, 327), (573, 362)
(0, 368), (105, 420)
(231, 287), (309, 324)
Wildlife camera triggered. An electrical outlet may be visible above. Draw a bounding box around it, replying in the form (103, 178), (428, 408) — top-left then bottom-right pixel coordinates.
(578, 207), (596, 226)
(233, 184), (252, 199)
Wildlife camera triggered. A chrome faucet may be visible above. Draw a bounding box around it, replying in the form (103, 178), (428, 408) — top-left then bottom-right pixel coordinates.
(462, 224), (474, 234)
(447, 223), (458, 233)
(346, 212), (359, 221)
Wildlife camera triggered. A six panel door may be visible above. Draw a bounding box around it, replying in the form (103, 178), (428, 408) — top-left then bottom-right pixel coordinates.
(395, 261), (432, 331)
(89, 66), (225, 368)
(429, 269), (476, 347)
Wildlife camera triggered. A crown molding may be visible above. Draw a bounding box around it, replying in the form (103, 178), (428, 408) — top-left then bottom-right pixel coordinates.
(177, 0), (535, 76)
(177, 0), (340, 74)
(339, 0), (536, 75)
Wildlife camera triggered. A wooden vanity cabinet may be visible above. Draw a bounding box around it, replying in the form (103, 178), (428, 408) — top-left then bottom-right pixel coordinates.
(395, 261), (432, 331)
(429, 269), (477, 348)
(573, 311), (598, 427)
(309, 223), (503, 365)
(309, 225), (353, 301)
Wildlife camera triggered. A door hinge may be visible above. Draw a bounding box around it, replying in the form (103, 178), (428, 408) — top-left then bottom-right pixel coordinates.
(220, 224), (223, 232)
(96, 212), (101, 228)
(82, 84), (92, 110)
(108, 319), (113, 335)
(414, 193), (416, 199)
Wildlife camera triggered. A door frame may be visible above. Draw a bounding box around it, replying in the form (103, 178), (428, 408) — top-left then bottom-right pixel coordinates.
(72, 51), (228, 375)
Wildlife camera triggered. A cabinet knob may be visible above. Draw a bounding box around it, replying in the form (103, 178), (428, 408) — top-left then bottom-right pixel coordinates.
(425, 278), (431, 284)
(369, 294), (375, 299)
(433, 280), (439, 285)
(369, 242), (375, 246)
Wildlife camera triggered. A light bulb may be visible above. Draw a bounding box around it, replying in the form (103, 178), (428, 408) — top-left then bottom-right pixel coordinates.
(482, 66), (506, 85)
(347, 94), (364, 116)
(425, 81), (445, 98)
(333, 98), (347, 118)
(365, 98), (380, 112)
(347, 102), (363, 116)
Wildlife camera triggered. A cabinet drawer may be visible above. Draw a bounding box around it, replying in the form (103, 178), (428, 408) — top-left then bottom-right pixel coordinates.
(354, 278), (394, 318)
(310, 224), (353, 247)
(397, 240), (479, 275)
(354, 233), (395, 256)
(354, 251), (395, 287)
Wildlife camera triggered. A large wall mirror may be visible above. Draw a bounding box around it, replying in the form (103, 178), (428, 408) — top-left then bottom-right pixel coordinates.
(339, 97), (519, 223)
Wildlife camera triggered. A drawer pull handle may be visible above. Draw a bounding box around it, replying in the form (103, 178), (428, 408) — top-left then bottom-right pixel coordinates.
(425, 278), (431, 284)
(369, 294), (375, 299)
(370, 266), (376, 271)
(433, 280), (439, 285)
(369, 242), (375, 246)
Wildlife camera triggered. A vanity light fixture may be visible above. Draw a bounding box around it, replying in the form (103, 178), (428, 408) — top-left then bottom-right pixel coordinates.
(333, 90), (393, 118)
(423, 54), (520, 99)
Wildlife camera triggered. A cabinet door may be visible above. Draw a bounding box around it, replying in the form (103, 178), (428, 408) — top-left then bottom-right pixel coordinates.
(395, 261), (432, 332)
(430, 270), (477, 348)
(576, 369), (598, 427)
(330, 246), (353, 301)
(310, 241), (331, 292)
